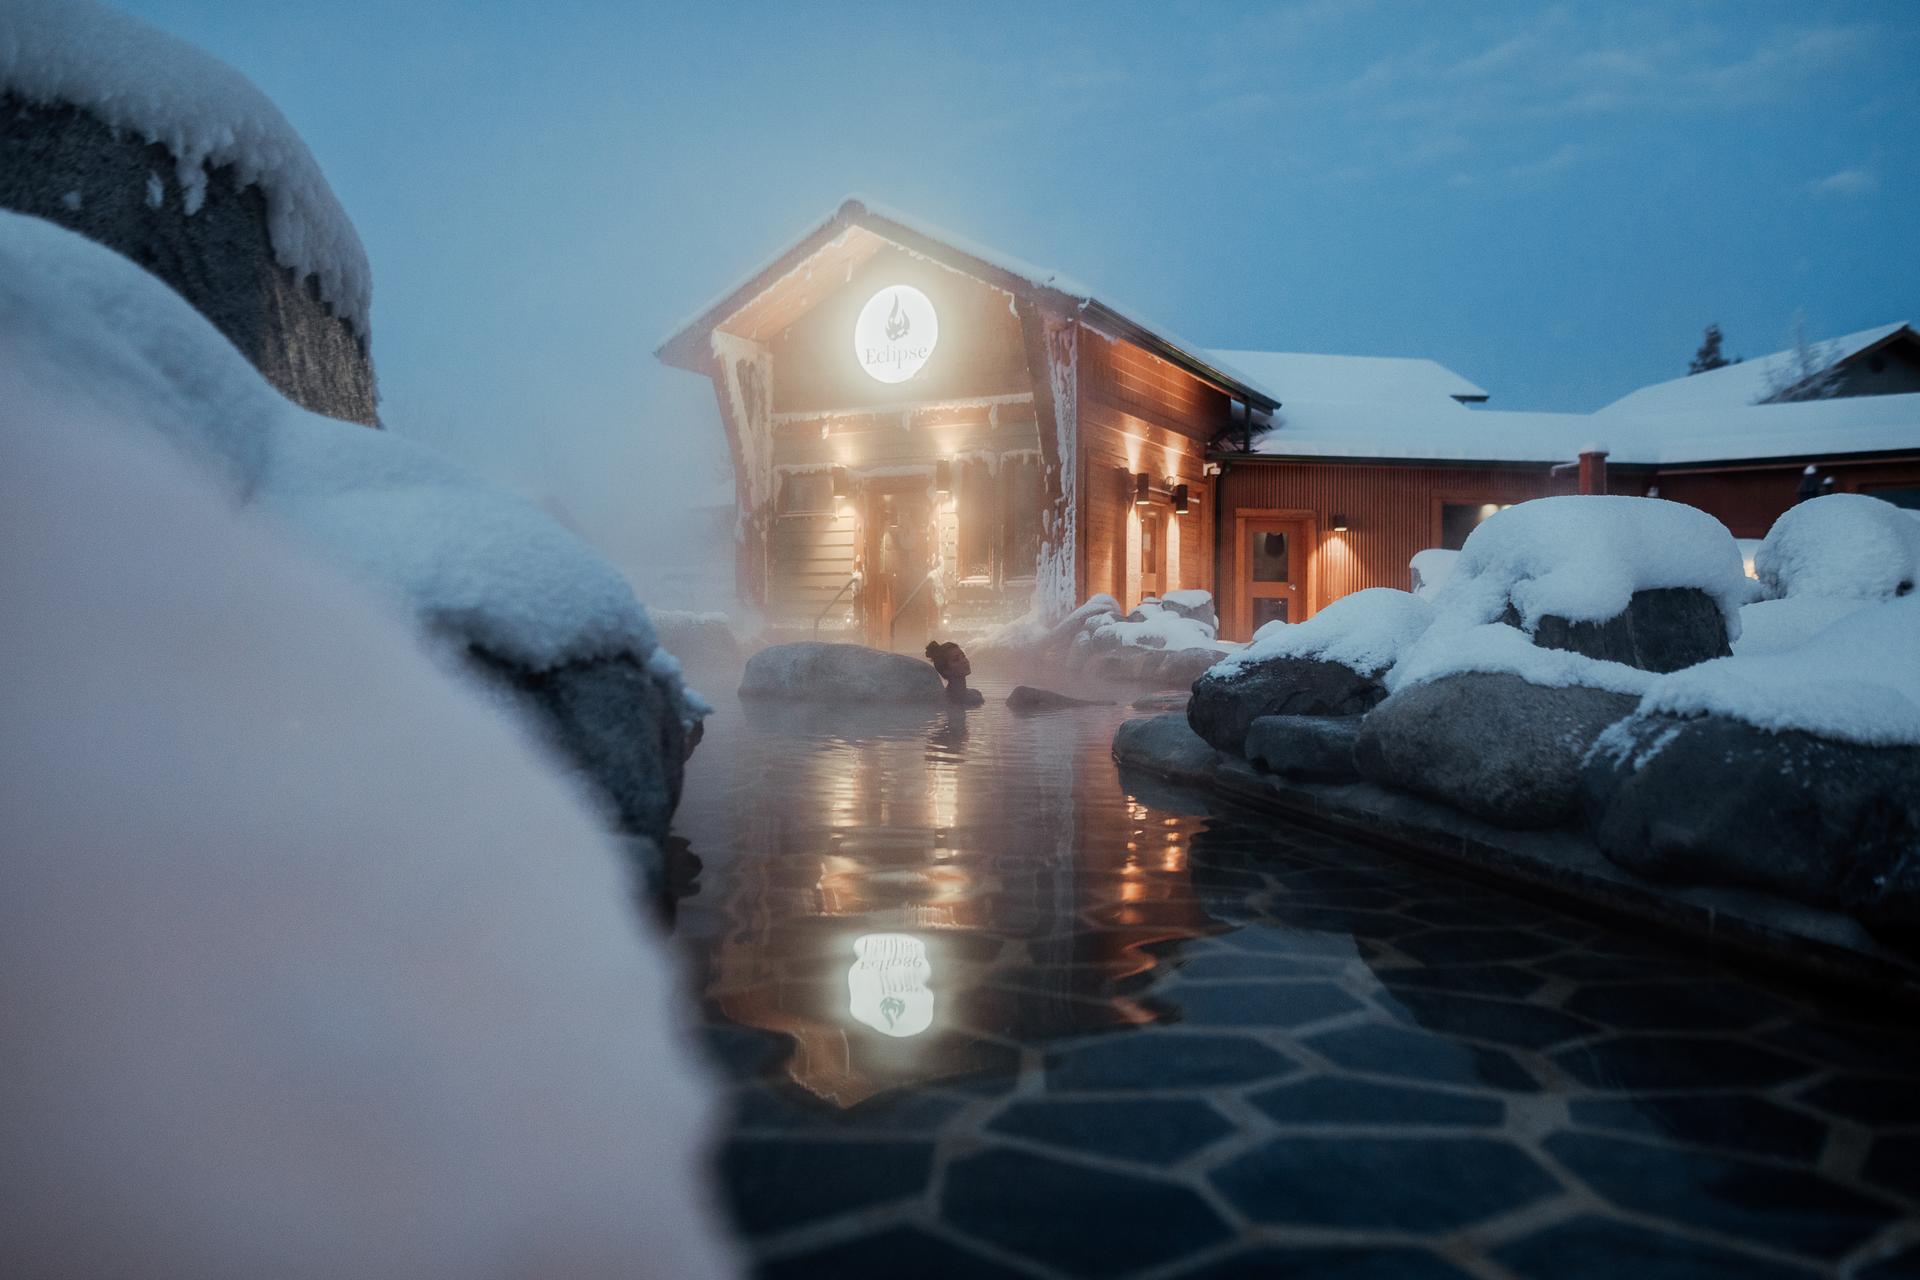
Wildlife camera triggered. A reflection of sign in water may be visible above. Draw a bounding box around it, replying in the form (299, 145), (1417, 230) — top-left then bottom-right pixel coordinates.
(852, 286), (938, 384)
(847, 933), (934, 1037)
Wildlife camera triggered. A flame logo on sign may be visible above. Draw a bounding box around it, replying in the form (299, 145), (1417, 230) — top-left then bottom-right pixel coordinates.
(879, 996), (906, 1029)
(884, 292), (911, 341)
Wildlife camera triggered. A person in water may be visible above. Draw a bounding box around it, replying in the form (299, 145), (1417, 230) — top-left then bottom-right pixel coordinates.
(925, 641), (984, 707)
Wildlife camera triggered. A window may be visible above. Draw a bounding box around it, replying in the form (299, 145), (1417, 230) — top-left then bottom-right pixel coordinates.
(957, 459), (994, 579)
(1249, 529), (1289, 581)
(1440, 501), (1511, 550)
(1001, 457), (1043, 577)
(777, 471), (833, 514)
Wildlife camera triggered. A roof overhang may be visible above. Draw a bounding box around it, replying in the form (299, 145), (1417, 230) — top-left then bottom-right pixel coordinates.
(654, 198), (1279, 412)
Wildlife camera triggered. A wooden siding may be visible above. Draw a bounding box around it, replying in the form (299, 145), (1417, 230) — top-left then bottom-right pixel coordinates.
(1215, 460), (1568, 639)
(768, 512), (858, 626)
(1078, 332), (1220, 610)
(770, 248), (1029, 415)
(1649, 456), (1920, 538)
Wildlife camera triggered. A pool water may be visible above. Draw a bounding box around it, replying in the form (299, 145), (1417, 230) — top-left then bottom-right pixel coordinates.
(669, 679), (1920, 1279)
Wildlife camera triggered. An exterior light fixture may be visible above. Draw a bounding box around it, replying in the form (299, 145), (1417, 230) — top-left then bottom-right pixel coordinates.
(934, 459), (952, 495)
(1171, 483), (1190, 514)
(1331, 514), (1349, 532)
(1132, 472), (1152, 505)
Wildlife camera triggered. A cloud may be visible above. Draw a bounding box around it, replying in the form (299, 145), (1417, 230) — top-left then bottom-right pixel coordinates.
(1809, 168), (1878, 197)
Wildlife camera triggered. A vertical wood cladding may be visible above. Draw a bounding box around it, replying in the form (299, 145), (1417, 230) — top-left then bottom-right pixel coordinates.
(1216, 460), (1566, 636)
(1650, 457), (1920, 538)
(1077, 332), (1222, 610)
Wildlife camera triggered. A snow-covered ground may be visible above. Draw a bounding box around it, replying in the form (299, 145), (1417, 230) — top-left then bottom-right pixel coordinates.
(0, 389), (736, 1278)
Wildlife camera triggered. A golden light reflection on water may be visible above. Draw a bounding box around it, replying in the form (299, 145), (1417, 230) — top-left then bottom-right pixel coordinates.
(691, 695), (1222, 1107)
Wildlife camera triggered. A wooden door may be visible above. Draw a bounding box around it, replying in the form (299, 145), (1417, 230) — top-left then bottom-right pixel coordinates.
(862, 484), (936, 650)
(1237, 517), (1308, 638)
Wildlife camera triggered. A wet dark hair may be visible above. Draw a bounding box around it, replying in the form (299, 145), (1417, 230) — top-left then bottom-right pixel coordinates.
(925, 641), (964, 676)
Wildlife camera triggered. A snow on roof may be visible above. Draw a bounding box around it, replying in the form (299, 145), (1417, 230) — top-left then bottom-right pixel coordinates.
(658, 196), (1276, 407)
(1210, 350), (1487, 406)
(0, 0), (372, 336)
(1598, 322), (1912, 416)
(1251, 391), (1920, 467)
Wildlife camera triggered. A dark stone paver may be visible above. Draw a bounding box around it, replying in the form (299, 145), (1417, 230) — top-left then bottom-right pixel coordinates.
(1249, 1075), (1503, 1128)
(1167, 1246), (1477, 1278)
(1552, 1036), (1814, 1091)
(1045, 1031), (1298, 1091)
(985, 1096), (1233, 1165)
(1491, 1214), (1818, 1279)
(1567, 1094), (1827, 1162)
(1795, 1075), (1920, 1127)
(1212, 1135), (1559, 1231)
(758, 1225), (1033, 1280)
(944, 1147), (1232, 1275)
(1542, 1131), (1898, 1260)
(1170, 979), (1366, 1028)
(1305, 1023), (1542, 1093)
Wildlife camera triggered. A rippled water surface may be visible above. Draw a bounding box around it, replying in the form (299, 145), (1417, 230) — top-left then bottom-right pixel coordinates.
(670, 677), (1920, 1279)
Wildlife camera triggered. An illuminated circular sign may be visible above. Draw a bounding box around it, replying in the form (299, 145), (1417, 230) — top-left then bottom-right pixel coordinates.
(853, 285), (938, 384)
(847, 933), (933, 1037)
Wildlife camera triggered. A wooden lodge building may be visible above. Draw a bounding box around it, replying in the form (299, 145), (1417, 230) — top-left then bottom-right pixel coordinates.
(659, 200), (1920, 646)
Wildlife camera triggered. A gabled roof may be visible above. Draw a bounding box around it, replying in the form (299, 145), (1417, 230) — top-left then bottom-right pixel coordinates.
(1598, 321), (1915, 416)
(1247, 390), (1920, 467)
(1211, 349), (1487, 406)
(654, 197), (1279, 411)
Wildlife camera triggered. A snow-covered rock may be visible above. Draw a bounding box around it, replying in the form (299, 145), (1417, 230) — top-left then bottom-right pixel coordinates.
(1582, 597), (1920, 931)
(0, 402), (735, 1279)
(1754, 493), (1920, 603)
(738, 641), (944, 703)
(1, 0), (377, 421)
(1188, 656), (1386, 756)
(1211, 588), (1431, 679)
(0, 209), (706, 845)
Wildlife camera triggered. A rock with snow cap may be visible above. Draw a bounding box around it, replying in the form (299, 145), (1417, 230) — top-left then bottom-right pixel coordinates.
(1582, 713), (1920, 936)
(1, 0), (378, 423)
(739, 641), (945, 703)
(1188, 656), (1387, 755)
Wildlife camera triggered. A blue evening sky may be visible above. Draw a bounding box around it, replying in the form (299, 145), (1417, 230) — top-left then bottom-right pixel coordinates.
(116, 0), (1918, 569)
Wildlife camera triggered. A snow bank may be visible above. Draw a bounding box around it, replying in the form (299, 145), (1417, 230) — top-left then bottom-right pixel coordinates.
(1090, 599), (1218, 651)
(1731, 596), (1867, 657)
(0, 0), (372, 336)
(1212, 588), (1431, 678)
(1753, 493), (1920, 602)
(0, 401), (734, 1278)
(0, 210), (704, 721)
(1626, 597), (1920, 747)
(1438, 496), (1749, 634)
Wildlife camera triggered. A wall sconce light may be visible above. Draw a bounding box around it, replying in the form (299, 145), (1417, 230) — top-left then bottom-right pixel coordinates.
(934, 459), (952, 496)
(1331, 514), (1349, 532)
(1132, 471), (1152, 506)
(1171, 483), (1190, 515)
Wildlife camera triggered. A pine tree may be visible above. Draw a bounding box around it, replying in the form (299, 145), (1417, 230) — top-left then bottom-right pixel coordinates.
(1688, 324), (1731, 375)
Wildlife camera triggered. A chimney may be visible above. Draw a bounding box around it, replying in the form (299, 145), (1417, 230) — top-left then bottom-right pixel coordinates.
(1578, 450), (1609, 495)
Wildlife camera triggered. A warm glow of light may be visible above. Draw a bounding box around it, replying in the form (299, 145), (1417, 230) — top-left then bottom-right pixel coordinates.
(853, 286), (938, 384)
(847, 933), (934, 1037)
